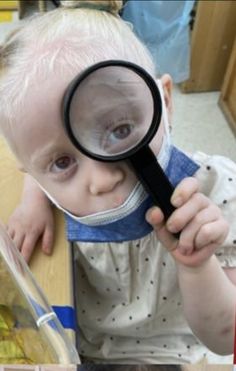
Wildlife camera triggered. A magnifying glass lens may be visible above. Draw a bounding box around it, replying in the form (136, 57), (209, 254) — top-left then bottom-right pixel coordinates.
(68, 66), (154, 157)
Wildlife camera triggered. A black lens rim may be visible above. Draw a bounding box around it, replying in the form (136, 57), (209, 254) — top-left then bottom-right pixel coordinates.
(63, 60), (162, 162)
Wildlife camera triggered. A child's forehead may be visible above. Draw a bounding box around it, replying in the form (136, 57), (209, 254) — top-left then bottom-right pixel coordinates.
(12, 78), (75, 165)
(11, 49), (83, 116)
(24, 71), (73, 120)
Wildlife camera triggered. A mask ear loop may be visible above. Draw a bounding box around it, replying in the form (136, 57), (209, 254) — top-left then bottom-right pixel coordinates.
(156, 79), (171, 146)
(33, 178), (65, 213)
(33, 178), (83, 220)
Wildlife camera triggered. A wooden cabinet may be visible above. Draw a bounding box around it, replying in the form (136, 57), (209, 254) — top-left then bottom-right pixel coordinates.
(18, 0), (46, 18)
(182, 0), (236, 92)
(219, 36), (236, 136)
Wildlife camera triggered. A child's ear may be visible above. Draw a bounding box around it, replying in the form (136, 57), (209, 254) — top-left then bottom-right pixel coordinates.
(159, 74), (173, 122)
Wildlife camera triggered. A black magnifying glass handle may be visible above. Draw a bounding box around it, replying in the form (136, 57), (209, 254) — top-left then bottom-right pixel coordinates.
(129, 146), (180, 239)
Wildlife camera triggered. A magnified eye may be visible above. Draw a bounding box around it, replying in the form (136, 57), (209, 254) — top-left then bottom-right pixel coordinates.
(99, 115), (144, 156)
(51, 155), (76, 173)
(111, 123), (133, 140)
(102, 120), (135, 153)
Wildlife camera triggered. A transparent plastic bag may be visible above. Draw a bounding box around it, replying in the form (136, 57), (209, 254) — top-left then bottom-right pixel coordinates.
(0, 223), (79, 364)
(122, 0), (195, 82)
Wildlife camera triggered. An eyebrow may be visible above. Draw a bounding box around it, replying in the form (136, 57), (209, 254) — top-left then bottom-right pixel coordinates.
(30, 142), (58, 166)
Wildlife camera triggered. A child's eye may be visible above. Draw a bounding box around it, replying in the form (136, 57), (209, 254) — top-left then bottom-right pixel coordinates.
(102, 120), (137, 154)
(50, 155), (76, 174)
(111, 123), (133, 141)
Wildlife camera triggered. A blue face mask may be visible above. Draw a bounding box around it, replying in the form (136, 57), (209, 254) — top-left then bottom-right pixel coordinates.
(66, 145), (200, 242)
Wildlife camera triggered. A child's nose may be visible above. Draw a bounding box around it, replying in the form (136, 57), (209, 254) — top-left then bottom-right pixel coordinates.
(88, 161), (125, 196)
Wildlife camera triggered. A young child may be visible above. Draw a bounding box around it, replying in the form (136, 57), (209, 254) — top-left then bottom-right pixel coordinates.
(0, 0), (236, 365)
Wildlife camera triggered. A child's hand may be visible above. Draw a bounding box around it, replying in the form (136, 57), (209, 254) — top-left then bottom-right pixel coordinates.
(6, 197), (54, 263)
(146, 177), (229, 268)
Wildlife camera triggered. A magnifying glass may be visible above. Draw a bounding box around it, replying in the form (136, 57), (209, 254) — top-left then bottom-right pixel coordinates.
(63, 60), (176, 223)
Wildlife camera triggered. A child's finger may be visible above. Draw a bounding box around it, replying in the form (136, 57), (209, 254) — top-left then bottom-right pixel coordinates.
(6, 223), (16, 239)
(195, 219), (229, 250)
(171, 177), (199, 207)
(146, 206), (178, 252)
(177, 204), (221, 255)
(42, 226), (54, 255)
(12, 232), (25, 252)
(21, 233), (40, 262)
(145, 206), (164, 227)
(167, 193), (210, 234)
(171, 241), (218, 268)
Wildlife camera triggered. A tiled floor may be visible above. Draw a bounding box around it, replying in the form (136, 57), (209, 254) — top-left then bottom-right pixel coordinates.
(172, 85), (236, 161)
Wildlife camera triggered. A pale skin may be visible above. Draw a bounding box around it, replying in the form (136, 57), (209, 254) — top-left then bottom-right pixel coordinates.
(5, 71), (235, 355)
(7, 173), (54, 262)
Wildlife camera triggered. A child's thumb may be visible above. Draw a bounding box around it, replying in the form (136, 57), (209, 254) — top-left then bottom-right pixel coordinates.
(145, 206), (164, 227)
(146, 206), (178, 252)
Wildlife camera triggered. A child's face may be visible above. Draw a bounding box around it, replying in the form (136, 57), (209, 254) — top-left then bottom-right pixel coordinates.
(12, 71), (172, 217)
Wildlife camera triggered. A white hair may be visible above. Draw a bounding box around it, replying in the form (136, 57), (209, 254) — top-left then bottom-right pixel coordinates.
(0, 6), (155, 149)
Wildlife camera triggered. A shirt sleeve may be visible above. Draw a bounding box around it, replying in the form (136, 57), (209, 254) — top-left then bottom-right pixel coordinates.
(192, 151), (236, 268)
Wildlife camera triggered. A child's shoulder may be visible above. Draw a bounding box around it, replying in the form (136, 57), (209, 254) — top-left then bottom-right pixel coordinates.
(189, 150), (236, 200)
(189, 151), (236, 267)
(191, 150), (236, 173)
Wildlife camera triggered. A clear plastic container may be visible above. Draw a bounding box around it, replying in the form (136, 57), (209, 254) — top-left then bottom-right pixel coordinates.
(0, 223), (80, 364)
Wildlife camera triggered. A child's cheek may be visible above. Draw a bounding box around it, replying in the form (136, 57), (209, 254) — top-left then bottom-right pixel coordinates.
(149, 120), (165, 156)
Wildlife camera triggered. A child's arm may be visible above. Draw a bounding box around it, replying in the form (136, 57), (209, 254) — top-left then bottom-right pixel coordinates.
(146, 177), (235, 355)
(7, 174), (55, 262)
(177, 255), (235, 355)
